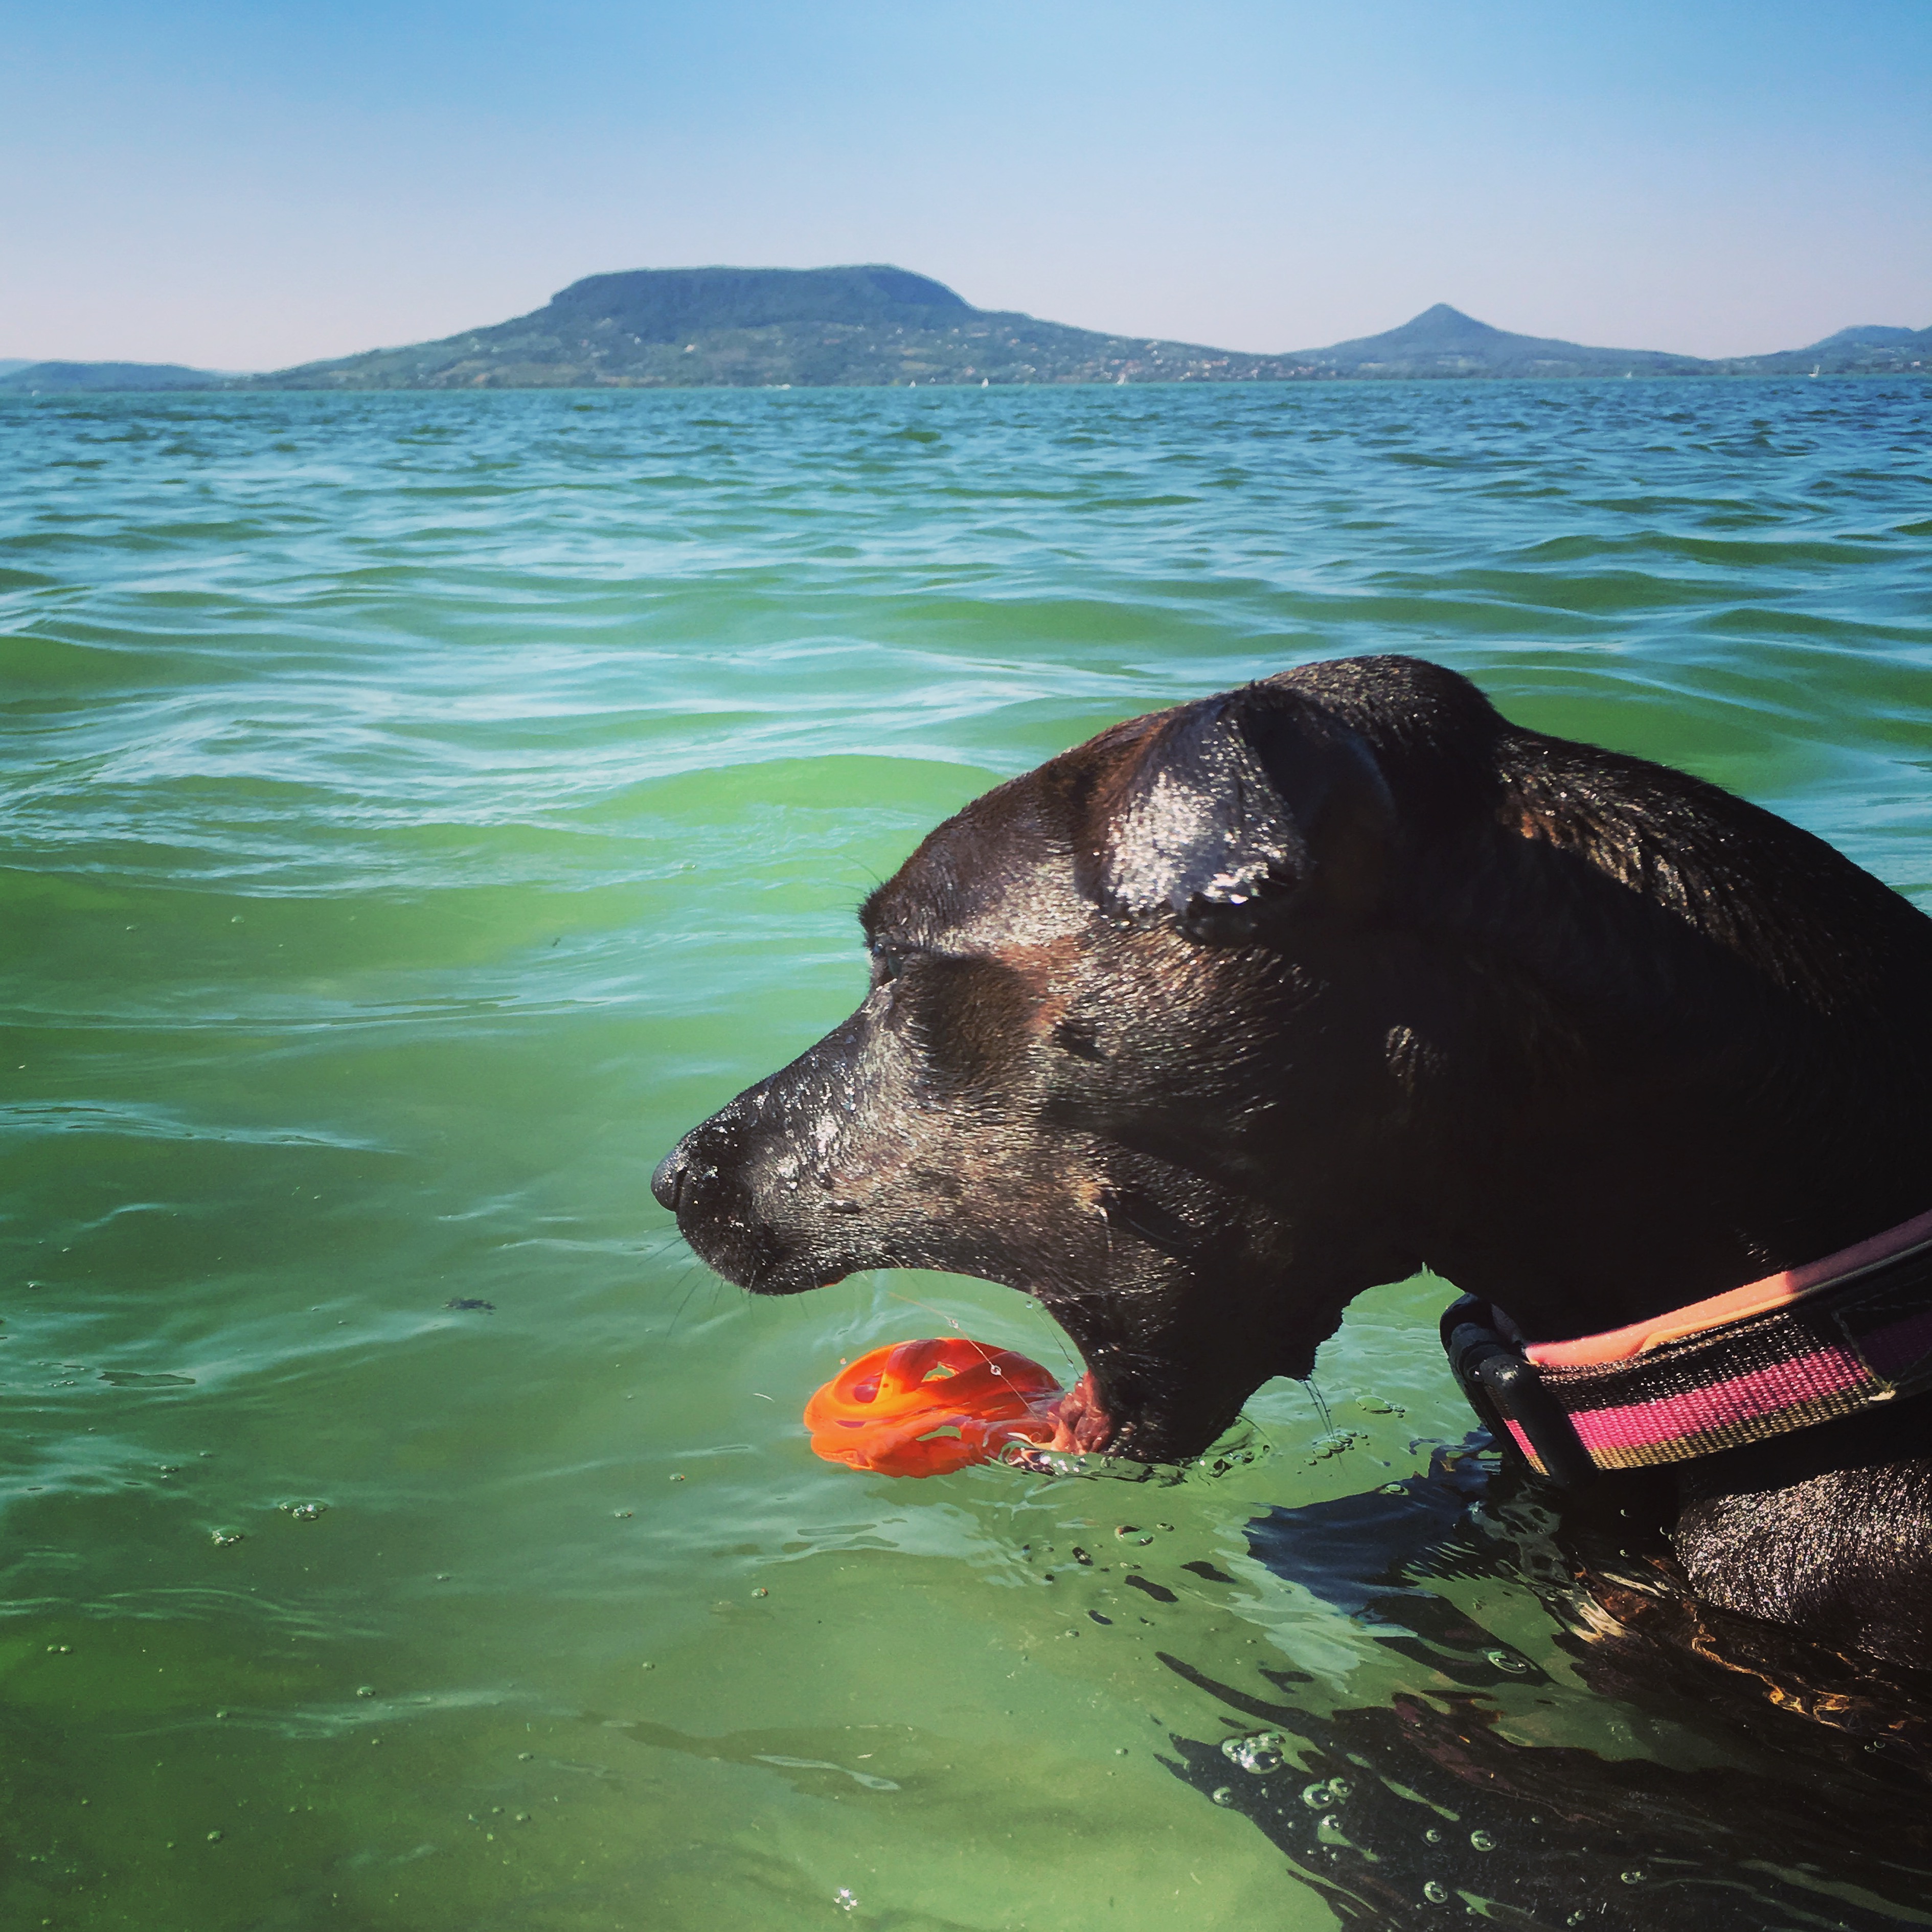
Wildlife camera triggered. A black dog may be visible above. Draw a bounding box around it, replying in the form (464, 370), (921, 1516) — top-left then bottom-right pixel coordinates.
(655, 655), (1932, 1665)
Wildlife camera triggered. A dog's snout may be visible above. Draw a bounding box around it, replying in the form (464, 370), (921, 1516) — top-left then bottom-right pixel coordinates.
(650, 1149), (686, 1213)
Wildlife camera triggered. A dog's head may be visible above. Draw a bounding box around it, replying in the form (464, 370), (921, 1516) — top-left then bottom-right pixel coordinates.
(651, 657), (1525, 1461)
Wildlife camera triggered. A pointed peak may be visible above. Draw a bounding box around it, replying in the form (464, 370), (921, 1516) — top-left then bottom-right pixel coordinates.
(1392, 304), (1509, 344)
(1292, 303), (1707, 373)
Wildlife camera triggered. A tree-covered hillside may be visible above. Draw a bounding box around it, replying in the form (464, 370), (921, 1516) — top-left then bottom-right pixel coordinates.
(250, 265), (1311, 390)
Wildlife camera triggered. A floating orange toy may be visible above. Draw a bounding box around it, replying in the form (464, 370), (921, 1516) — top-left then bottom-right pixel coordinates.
(803, 1338), (1063, 1476)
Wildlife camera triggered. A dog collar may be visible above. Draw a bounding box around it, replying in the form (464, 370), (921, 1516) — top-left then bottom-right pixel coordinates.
(1442, 1206), (1932, 1488)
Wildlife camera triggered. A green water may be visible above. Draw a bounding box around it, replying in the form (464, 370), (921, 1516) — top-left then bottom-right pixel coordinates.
(2, 380), (1929, 1930)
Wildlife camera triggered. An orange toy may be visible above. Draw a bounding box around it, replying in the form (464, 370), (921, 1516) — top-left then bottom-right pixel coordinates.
(803, 1338), (1063, 1476)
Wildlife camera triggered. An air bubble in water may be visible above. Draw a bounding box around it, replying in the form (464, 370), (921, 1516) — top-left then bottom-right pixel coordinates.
(1211, 1786), (1236, 1806)
(1220, 1731), (1285, 1775)
(1620, 1870), (1645, 1885)
(1486, 1648), (1528, 1673)
(1469, 1830), (1496, 1851)
(1423, 1880), (1449, 1904)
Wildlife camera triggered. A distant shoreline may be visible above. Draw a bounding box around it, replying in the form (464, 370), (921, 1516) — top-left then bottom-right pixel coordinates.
(2, 370), (1925, 399)
(5, 267), (1925, 394)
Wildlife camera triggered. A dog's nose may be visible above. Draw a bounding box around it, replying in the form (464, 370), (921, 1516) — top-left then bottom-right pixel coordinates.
(650, 1149), (686, 1213)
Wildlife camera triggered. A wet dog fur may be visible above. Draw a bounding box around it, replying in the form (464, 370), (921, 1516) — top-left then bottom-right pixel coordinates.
(655, 655), (1932, 1664)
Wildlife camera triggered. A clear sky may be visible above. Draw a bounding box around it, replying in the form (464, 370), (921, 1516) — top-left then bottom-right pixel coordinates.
(4, 0), (1928, 370)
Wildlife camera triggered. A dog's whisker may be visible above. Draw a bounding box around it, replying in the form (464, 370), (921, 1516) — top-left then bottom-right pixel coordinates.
(662, 1261), (708, 1339)
(1301, 1376), (1334, 1437)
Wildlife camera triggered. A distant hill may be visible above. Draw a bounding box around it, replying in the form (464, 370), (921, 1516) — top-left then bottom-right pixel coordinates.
(1810, 324), (1924, 349)
(0, 359), (34, 379)
(1730, 324), (1932, 376)
(247, 264), (1313, 390)
(0, 360), (230, 392)
(1285, 305), (1930, 377)
(1281, 303), (1711, 378)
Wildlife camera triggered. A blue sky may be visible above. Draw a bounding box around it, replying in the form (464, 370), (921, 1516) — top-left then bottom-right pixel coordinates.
(3, 0), (1928, 369)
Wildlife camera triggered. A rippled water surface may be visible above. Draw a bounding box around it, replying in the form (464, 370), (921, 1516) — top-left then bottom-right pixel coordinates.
(3, 380), (1930, 1929)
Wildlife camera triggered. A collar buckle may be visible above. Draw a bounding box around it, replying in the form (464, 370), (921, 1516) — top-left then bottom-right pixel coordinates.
(1440, 1295), (1599, 1491)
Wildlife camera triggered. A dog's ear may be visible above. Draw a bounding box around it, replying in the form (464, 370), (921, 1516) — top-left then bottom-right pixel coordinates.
(1077, 685), (1394, 943)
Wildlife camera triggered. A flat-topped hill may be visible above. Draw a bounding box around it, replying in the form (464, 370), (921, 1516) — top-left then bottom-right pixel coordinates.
(545, 264), (971, 337)
(247, 264), (1307, 390)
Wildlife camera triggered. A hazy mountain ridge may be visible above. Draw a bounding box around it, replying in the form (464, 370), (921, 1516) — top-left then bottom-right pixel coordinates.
(1809, 324), (1925, 349)
(7, 268), (1927, 390)
(0, 360), (231, 392)
(1736, 323), (1932, 375)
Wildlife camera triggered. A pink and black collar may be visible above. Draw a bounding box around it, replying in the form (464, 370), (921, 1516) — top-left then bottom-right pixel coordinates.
(1442, 1207), (1932, 1488)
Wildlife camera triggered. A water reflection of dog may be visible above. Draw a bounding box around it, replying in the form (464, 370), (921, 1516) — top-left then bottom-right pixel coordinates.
(1157, 1445), (1932, 1929)
(658, 655), (1932, 1665)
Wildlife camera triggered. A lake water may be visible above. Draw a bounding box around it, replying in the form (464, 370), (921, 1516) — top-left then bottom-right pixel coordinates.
(3, 378), (1929, 1930)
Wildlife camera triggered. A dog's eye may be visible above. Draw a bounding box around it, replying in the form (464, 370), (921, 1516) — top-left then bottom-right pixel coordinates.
(870, 945), (912, 987)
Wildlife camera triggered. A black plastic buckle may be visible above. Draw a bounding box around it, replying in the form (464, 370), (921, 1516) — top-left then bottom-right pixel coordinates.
(1439, 1294), (1598, 1492)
